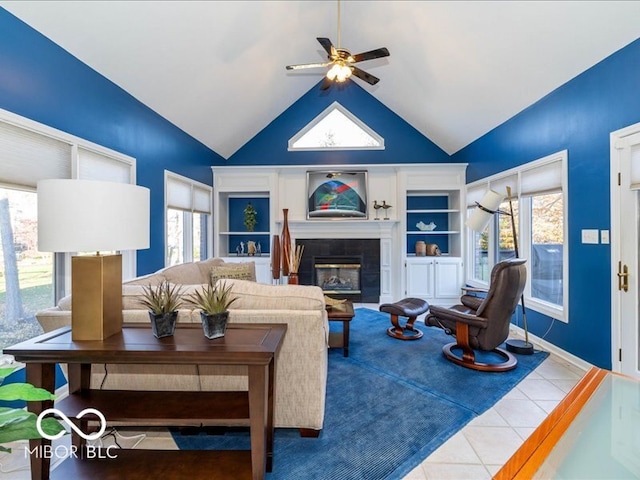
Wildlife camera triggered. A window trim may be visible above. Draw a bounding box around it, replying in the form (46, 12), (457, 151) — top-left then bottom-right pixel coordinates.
(465, 150), (568, 322)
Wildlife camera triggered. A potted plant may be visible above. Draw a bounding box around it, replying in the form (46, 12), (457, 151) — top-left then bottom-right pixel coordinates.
(139, 281), (183, 338)
(243, 202), (257, 232)
(0, 365), (65, 453)
(188, 281), (237, 339)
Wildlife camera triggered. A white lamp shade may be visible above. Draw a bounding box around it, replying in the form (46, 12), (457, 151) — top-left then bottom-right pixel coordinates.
(466, 189), (504, 232)
(37, 179), (150, 252)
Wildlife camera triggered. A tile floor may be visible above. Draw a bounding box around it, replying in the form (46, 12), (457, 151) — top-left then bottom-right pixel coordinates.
(0, 307), (587, 480)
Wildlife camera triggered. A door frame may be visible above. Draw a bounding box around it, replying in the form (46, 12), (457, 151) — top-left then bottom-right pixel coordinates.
(610, 121), (640, 374)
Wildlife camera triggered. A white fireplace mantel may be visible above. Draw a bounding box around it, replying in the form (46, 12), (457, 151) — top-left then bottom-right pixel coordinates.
(278, 219), (398, 240)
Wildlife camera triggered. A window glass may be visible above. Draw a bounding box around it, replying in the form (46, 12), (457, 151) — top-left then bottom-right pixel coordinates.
(0, 187), (50, 350)
(468, 207), (490, 282)
(167, 208), (185, 266)
(530, 193), (563, 306)
(498, 199), (519, 262)
(193, 213), (208, 262)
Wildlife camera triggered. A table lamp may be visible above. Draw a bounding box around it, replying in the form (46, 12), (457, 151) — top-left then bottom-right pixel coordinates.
(37, 179), (150, 341)
(466, 187), (534, 355)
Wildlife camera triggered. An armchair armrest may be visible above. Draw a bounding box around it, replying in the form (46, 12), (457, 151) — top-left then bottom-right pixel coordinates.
(461, 287), (488, 294)
(427, 304), (488, 329)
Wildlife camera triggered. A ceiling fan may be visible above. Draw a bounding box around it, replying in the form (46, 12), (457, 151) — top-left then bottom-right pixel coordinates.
(285, 1), (390, 90)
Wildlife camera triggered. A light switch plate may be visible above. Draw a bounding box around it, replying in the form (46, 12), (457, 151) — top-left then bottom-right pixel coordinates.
(581, 229), (599, 244)
(601, 230), (610, 244)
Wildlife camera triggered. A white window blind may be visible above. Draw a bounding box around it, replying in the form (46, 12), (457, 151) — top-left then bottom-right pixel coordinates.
(520, 159), (563, 196)
(489, 174), (518, 198)
(77, 147), (132, 183)
(0, 121), (72, 188)
(166, 172), (211, 213)
(466, 183), (488, 207)
(193, 186), (212, 214)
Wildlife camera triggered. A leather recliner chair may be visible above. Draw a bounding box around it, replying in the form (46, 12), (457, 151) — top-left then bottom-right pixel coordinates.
(425, 258), (527, 372)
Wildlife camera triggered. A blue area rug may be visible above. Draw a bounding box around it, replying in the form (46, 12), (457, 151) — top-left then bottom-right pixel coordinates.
(171, 308), (549, 479)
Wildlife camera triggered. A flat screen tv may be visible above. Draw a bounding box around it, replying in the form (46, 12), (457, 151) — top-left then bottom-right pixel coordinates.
(307, 171), (368, 219)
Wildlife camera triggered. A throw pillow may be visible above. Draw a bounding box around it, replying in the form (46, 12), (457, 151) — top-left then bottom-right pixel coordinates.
(210, 262), (256, 285)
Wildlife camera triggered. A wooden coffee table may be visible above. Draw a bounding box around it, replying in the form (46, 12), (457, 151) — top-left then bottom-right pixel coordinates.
(326, 300), (355, 357)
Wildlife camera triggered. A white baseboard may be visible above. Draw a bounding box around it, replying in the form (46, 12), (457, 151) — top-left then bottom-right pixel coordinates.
(509, 324), (593, 372)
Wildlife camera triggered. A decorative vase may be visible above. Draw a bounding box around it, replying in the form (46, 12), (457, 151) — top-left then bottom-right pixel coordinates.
(415, 241), (426, 257)
(149, 311), (178, 338)
(201, 311), (229, 339)
(288, 273), (299, 285)
(281, 208), (291, 276)
(271, 235), (281, 280)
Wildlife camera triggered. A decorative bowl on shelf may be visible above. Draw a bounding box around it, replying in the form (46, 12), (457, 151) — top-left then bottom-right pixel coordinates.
(416, 221), (436, 231)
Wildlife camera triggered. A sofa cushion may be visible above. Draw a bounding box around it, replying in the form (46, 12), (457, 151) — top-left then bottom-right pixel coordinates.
(160, 262), (204, 285)
(209, 262), (256, 284)
(221, 279), (324, 311)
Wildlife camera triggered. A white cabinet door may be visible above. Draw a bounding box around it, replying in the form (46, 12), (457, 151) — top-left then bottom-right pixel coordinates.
(405, 258), (435, 298)
(434, 257), (463, 299)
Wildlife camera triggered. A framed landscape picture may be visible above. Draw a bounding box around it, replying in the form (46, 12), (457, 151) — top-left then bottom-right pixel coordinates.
(307, 170), (368, 219)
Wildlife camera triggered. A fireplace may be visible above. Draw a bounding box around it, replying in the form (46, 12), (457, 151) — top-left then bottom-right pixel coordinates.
(314, 257), (361, 296)
(296, 239), (380, 302)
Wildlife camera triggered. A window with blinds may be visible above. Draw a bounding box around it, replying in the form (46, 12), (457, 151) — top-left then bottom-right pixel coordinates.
(165, 171), (212, 266)
(465, 151), (568, 322)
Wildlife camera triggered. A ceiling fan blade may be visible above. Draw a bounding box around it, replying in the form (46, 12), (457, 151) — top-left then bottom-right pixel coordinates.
(351, 66), (380, 86)
(317, 37), (334, 56)
(286, 62), (332, 71)
(352, 47), (390, 63)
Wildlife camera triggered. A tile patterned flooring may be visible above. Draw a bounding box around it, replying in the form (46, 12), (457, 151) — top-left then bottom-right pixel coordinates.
(0, 306), (588, 480)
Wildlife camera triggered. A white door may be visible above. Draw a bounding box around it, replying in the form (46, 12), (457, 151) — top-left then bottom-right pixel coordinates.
(611, 126), (640, 379)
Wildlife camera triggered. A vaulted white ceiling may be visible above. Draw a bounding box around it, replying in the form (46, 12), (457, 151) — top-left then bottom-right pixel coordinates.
(2, 1), (640, 159)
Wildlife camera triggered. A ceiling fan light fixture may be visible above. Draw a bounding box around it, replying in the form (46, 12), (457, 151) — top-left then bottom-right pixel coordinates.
(327, 62), (352, 82)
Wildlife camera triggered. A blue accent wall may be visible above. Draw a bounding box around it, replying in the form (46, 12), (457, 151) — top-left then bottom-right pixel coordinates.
(224, 80), (450, 165)
(0, 9), (223, 275)
(453, 38), (640, 368)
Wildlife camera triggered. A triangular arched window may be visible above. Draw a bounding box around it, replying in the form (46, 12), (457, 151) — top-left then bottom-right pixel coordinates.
(288, 102), (384, 151)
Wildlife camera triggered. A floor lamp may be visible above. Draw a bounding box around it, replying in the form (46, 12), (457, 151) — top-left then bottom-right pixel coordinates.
(37, 179), (150, 341)
(466, 187), (534, 355)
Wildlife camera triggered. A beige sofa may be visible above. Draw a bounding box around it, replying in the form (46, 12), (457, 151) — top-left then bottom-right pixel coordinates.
(35, 259), (329, 435)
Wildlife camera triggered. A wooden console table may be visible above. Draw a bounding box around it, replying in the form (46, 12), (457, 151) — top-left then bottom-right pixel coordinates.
(4, 323), (286, 480)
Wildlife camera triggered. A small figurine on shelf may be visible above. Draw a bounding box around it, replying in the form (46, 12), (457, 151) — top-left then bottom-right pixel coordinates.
(373, 200), (382, 220)
(256, 241), (261, 256)
(382, 200), (392, 220)
(239, 241), (245, 256)
(247, 241), (256, 256)
(235, 244), (241, 256)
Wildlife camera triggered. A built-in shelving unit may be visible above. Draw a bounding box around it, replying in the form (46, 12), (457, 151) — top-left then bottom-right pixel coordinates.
(398, 165), (467, 305)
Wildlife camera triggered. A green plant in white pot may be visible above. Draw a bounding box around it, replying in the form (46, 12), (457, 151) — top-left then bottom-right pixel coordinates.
(189, 281), (237, 339)
(139, 281), (183, 338)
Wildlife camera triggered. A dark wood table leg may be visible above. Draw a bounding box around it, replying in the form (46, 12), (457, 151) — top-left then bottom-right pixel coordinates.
(265, 358), (275, 472)
(248, 364), (268, 480)
(343, 320), (350, 357)
(26, 362), (55, 480)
